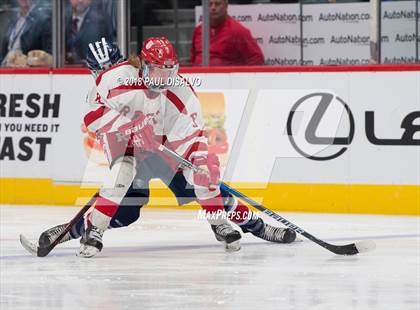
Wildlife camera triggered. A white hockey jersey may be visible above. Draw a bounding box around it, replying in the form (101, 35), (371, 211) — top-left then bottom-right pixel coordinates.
(83, 61), (208, 162)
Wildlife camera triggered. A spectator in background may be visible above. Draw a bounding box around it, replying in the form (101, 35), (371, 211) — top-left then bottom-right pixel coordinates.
(100, 0), (117, 40)
(190, 0), (264, 66)
(0, 0), (52, 67)
(65, 0), (113, 65)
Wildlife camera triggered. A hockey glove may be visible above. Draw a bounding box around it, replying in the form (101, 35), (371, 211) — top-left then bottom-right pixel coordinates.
(191, 153), (220, 190)
(117, 115), (158, 152)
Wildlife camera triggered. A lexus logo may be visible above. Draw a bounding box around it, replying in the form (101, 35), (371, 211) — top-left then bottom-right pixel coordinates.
(287, 92), (355, 161)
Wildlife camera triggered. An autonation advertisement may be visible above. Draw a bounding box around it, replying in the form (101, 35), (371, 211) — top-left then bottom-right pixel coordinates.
(196, 1), (419, 65)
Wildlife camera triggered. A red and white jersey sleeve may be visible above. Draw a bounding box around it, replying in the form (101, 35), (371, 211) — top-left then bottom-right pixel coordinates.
(84, 61), (145, 134)
(83, 85), (121, 134)
(95, 61), (141, 111)
(85, 67), (209, 164)
(163, 82), (208, 161)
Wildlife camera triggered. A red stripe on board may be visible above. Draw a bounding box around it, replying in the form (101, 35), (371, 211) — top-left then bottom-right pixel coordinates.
(0, 67), (89, 74)
(2, 64), (419, 75)
(179, 64), (420, 73)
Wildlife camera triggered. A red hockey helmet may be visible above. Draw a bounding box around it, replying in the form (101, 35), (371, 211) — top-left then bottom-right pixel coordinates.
(140, 37), (178, 67)
(140, 37), (179, 91)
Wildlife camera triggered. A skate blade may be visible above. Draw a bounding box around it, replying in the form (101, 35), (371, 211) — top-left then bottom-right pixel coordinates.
(224, 240), (241, 252)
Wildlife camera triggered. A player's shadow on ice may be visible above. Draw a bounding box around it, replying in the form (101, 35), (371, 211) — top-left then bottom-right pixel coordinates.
(98, 241), (298, 256)
(8, 240), (297, 260)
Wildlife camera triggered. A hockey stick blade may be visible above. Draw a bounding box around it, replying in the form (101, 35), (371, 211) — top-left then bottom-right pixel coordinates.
(157, 144), (376, 256)
(19, 234), (39, 256)
(20, 234), (64, 257)
(355, 240), (376, 253)
(320, 239), (376, 255)
(228, 184), (376, 256)
(19, 193), (98, 257)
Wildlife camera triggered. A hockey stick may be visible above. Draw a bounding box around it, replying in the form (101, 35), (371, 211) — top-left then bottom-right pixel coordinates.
(19, 192), (99, 257)
(157, 145), (376, 256)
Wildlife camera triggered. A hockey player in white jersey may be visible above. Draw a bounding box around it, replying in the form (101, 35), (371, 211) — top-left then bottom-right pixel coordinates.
(39, 38), (296, 258)
(78, 36), (244, 257)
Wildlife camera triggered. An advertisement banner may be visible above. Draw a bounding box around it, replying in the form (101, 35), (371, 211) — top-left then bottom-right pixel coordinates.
(381, 1), (419, 64)
(195, 4), (303, 65)
(195, 1), (419, 65)
(1, 70), (419, 213)
(229, 79), (420, 185)
(0, 74), (87, 179)
(302, 3), (371, 65)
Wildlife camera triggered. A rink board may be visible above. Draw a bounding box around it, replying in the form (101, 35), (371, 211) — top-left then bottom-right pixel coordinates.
(0, 178), (419, 215)
(0, 66), (419, 215)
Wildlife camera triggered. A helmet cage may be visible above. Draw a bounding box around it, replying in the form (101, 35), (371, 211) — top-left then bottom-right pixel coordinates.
(142, 61), (179, 92)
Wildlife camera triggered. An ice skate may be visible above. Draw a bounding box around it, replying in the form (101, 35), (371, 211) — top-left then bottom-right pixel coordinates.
(78, 223), (104, 258)
(211, 223), (242, 252)
(249, 219), (296, 243)
(38, 223), (72, 247)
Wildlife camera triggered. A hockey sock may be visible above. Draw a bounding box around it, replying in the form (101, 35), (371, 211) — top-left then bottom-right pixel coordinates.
(89, 196), (119, 230)
(197, 194), (226, 226)
(74, 204), (142, 238)
(70, 219), (85, 239)
(109, 205), (141, 228)
(223, 195), (264, 233)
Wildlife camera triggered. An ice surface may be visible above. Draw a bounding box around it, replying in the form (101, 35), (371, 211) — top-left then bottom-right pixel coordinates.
(1, 205), (419, 310)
